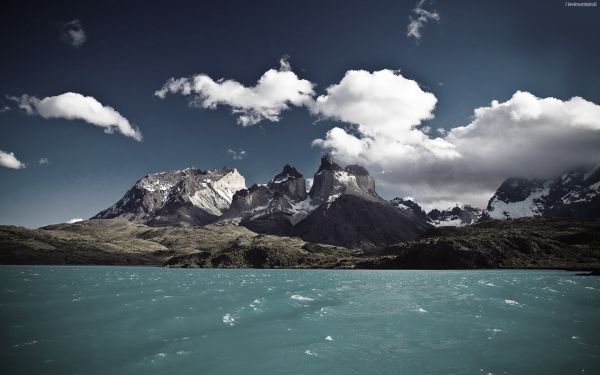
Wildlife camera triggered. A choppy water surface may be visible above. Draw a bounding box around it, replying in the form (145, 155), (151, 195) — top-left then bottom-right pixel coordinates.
(1, 267), (599, 374)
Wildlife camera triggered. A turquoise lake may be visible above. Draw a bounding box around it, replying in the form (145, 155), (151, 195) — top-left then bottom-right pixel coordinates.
(1, 266), (599, 374)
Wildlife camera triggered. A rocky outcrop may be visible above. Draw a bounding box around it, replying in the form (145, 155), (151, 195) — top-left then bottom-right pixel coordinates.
(0, 219), (358, 268)
(359, 218), (600, 270)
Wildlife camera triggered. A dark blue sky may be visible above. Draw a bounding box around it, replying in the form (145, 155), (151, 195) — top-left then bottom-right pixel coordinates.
(1, 0), (599, 227)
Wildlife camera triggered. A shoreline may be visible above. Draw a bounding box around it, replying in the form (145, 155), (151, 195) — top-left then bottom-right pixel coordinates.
(0, 263), (597, 274)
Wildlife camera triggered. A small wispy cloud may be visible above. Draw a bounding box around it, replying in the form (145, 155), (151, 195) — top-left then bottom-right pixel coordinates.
(61, 20), (86, 48)
(227, 149), (246, 160)
(407, 0), (440, 42)
(38, 157), (49, 165)
(0, 150), (26, 169)
(67, 218), (84, 224)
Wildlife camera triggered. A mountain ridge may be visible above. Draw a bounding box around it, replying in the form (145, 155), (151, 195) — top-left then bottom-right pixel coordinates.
(92, 155), (431, 249)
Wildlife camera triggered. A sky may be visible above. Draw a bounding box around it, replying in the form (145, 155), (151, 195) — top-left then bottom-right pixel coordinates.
(1, 0), (599, 228)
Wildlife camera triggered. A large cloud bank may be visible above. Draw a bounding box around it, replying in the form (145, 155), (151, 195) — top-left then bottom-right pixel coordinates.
(311, 70), (600, 208)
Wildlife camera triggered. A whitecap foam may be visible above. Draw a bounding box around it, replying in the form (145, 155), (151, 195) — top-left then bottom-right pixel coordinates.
(291, 295), (314, 302)
(325, 336), (333, 341)
(504, 299), (522, 307)
(305, 349), (317, 356)
(222, 313), (236, 326)
(542, 287), (559, 293)
(12, 340), (38, 348)
(417, 307), (428, 313)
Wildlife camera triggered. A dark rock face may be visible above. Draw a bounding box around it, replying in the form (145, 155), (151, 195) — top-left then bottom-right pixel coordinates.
(316, 153), (343, 173)
(486, 165), (600, 219)
(227, 184), (273, 217)
(267, 164), (307, 201)
(94, 167), (246, 226)
(292, 195), (431, 249)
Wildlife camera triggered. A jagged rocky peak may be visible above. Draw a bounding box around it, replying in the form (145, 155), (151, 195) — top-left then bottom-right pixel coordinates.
(486, 164), (600, 219)
(316, 153), (343, 173)
(389, 197), (428, 221)
(94, 166), (246, 226)
(267, 164), (307, 201)
(309, 154), (380, 204)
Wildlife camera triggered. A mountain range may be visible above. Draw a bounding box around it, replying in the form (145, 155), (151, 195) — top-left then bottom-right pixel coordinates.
(2, 157), (599, 269)
(93, 157), (600, 249)
(95, 155), (431, 249)
(388, 164), (600, 227)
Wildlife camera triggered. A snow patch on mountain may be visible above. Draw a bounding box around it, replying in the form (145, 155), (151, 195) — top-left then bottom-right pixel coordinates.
(487, 184), (549, 219)
(486, 164), (600, 219)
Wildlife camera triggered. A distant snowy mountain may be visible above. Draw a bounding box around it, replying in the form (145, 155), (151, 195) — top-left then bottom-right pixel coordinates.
(389, 198), (485, 227)
(486, 165), (600, 219)
(427, 205), (485, 227)
(94, 167), (246, 226)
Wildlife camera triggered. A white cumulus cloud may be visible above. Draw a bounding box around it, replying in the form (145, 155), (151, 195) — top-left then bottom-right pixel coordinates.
(155, 57), (315, 126)
(311, 69), (457, 165)
(61, 20), (86, 48)
(407, 0), (440, 41)
(311, 70), (600, 209)
(67, 218), (84, 224)
(0, 150), (26, 169)
(9, 92), (142, 141)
